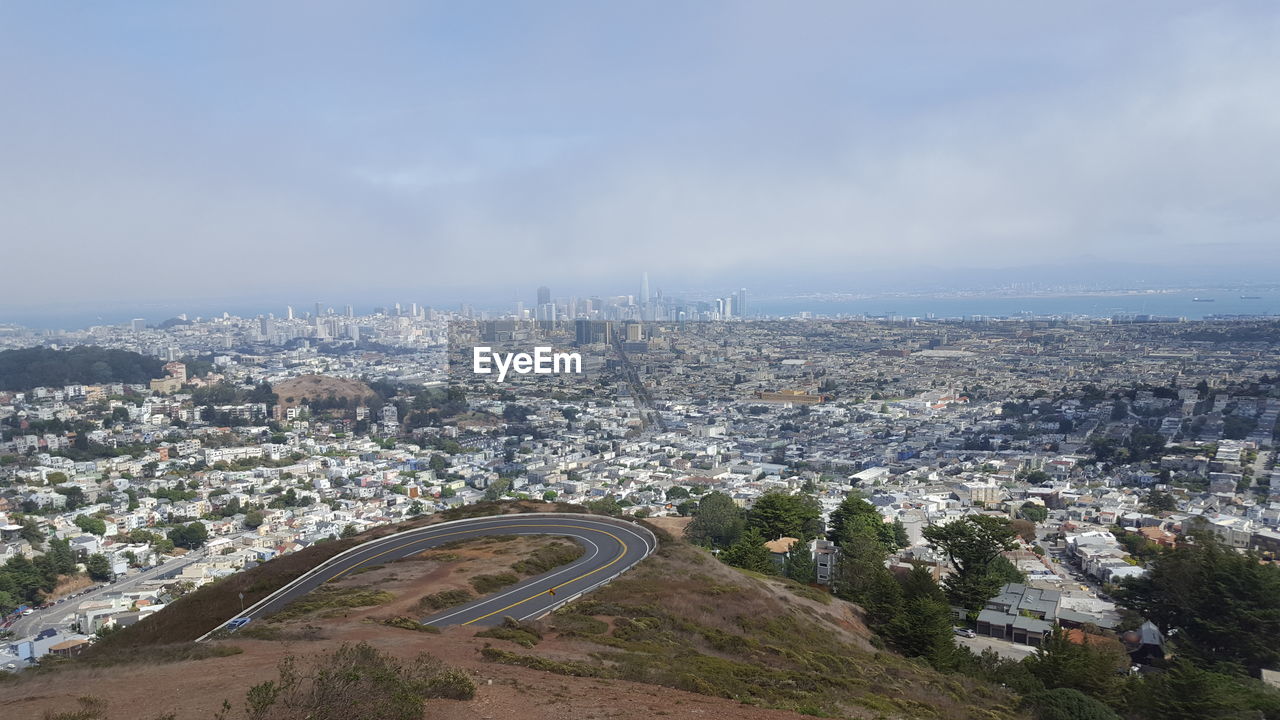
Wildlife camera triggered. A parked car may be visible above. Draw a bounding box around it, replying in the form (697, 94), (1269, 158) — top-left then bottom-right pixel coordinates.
(953, 627), (976, 638)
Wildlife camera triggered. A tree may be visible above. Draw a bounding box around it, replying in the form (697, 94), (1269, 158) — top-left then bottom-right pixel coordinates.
(74, 514), (108, 537)
(783, 543), (816, 584)
(1020, 504), (1049, 523)
(244, 510), (265, 528)
(45, 471), (68, 485)
(542, 490), (557, 502)
(1021, 688), (1119, 720)
(341, 524), (360, 539)
(168, 522), (208, 549)
(1142, 489), (1177, 514)
(892, 518), (910, 548)
(484, 478), (512, 501)
(923, 516), (1018, 614)
(1012, 518), (1037, 543)
(428, 454), (449, 473)
(665, 486), (690, 501)
(407, 500), (425, 516)
(720, 527), (775, 574)
(884, 594), (955, 665)
(585, 496), (622, 516)
(85, 553), (112, 582)
(19, 518), (45, 548)
(1115, 527), (1280, 675)
(1134, 659), (1266, 720)
(1025, 626), (1128, 705)
(685, 491), (744, 548)
(747, 491), (821, 541)
(828, 492), (898, 549)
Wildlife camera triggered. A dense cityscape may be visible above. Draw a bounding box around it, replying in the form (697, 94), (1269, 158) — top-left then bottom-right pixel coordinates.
(2, 278), (1279, 717)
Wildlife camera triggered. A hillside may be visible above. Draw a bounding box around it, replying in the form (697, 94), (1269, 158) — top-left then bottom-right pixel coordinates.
(0, 346), (164, 390)
(272, 374), (377, 410)
(0, 507), (1024, 720)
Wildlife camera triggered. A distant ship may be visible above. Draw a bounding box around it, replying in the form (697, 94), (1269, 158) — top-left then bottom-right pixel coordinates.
(1192, 297), (1215, 302)
(1241, 295), (1262, 300)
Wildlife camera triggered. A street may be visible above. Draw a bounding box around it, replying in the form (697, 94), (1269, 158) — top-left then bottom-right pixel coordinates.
(7, 549), (207, 638)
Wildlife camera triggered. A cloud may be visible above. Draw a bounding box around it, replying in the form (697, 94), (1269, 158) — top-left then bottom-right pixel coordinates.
(0, 2), (1277, 312)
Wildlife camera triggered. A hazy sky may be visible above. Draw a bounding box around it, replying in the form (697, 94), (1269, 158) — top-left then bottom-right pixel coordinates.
(2, 2), (1279, 314)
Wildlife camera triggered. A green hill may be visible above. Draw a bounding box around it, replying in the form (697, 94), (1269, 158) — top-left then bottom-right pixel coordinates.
(0, 346), (165, 391)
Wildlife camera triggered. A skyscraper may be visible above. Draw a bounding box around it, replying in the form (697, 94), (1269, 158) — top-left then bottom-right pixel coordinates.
(537, 286), (551, 306)
(734, 288), (748, 318)
(641, 272), (650, 307)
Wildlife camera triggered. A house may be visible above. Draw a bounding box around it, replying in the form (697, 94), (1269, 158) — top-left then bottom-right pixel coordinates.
(765, 536), (800, 571)
(975, 583), (1058, 647)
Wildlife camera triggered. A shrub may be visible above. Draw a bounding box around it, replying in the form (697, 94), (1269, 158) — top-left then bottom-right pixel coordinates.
(1021, 688), (1119, 720)
(223, 642), (473, 720)
(271, 586), (394, 621)
(382, 616), (441, 633)
(470, 572), (520, 594)
(510, 541), (585, 575)
(550, 612), (609, 636)
(418, 588), (473, 611)
(475, 617), (542, 647)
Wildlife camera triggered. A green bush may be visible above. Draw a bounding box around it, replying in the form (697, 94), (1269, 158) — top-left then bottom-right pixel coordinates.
(511, 541), (585, 575)
(1022, 688), (1119, 720)
(225, 642), (473, 720)
(470, 572), (520, 594)
(418, 588), (473, 611)
(475, 617), (542, 647)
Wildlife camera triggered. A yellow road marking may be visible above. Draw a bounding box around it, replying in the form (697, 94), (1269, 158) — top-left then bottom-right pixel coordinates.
(313, 523), (630, 623)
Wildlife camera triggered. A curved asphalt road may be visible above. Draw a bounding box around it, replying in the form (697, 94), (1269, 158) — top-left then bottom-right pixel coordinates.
(204, 514), (656, 638)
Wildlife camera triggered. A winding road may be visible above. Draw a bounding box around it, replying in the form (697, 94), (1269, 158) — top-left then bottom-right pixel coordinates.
(201, 513), (657, 639)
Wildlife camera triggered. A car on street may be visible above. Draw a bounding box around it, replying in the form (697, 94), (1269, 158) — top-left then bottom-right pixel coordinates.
(953, 627), (976, 638)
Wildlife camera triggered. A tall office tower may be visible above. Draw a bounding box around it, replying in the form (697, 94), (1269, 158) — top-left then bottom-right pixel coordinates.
(410, 302), (419, 317)
(625, 321), (643, 342)
(575, 318), (592, 346)
(734, 288), (748, 317)
(537, 286), (551, 306)
(130, 318), (146, 332)
(313, 302), (322, 318)
(286, 305), (295, 320)
(641, 272), (650, 306)
(259, 316), (274, 336)
(344, 304), (354, 318)
(394, 302), (402, 316)
(716, 298), (725, 318)
(567, 297), (578, 319)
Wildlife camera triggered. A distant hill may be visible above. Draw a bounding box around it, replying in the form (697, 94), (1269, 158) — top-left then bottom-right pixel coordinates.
(272, 374), (377, 410)
(0, 346), (165, 391)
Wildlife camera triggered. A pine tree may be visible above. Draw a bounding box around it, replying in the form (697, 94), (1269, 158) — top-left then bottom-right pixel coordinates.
(721, 527), (775, 574)
(783, 543), (817, 584)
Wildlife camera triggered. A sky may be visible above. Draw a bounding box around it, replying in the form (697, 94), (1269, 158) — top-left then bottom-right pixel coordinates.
(2, 1), (1279, 319)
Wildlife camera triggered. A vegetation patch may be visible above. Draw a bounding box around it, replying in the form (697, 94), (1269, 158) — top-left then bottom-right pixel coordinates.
(470, 572), (520, 594)
(237, 623), (327, 642)
(418, 588), (474, 611)
(510, 540), (585, 575)
(480, 646), (609, 678)
(549, 611), (609, 636)
(475, 616), (543, 647)
(222, 642), (472, 720)
(523, 542), (1020, 719)
(271, 585), (394, 621)
(381, 616), (442, 633)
